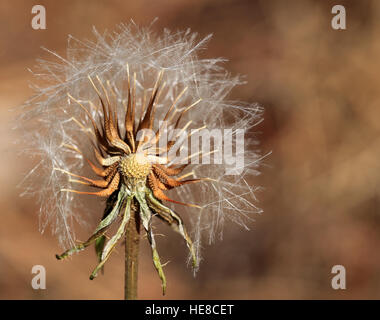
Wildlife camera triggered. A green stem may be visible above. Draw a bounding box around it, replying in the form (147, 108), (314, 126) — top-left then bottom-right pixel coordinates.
(124, 201), (140, 300)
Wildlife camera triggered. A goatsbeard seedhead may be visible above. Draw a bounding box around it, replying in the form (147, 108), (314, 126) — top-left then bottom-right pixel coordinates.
(18, 22), (264, 289)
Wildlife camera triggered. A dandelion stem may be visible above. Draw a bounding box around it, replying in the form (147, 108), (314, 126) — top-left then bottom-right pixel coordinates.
(124, 201), (140, 300)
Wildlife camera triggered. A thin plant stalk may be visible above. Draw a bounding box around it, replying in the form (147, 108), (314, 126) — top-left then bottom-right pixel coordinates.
(124, 203), (140, 300)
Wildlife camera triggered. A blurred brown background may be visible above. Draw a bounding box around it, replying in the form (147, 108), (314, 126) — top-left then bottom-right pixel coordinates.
(1, 0), (379, 299)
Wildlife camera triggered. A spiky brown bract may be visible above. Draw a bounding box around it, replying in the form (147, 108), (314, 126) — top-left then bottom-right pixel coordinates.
(19, 22), (264, 276)
(52, 69), (205, 292)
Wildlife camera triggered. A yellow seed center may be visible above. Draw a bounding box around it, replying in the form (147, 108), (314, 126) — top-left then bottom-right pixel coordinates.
(119, 153), (152, 180)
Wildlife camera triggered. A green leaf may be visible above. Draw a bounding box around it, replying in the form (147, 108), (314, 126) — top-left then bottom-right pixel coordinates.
(95, 235), (106, 262)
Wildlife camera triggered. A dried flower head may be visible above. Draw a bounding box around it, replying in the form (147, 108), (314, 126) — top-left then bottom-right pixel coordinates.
(19, 22), (263, 294)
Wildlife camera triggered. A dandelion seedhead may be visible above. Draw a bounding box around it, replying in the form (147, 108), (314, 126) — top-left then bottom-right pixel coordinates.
(19, 22), (264, 294)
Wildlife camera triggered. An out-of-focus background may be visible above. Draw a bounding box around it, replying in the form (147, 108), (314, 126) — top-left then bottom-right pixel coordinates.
(0, 0), (379, 299)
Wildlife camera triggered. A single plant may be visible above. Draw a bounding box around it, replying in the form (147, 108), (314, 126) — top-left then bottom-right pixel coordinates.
(19, 22), (263, 299)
